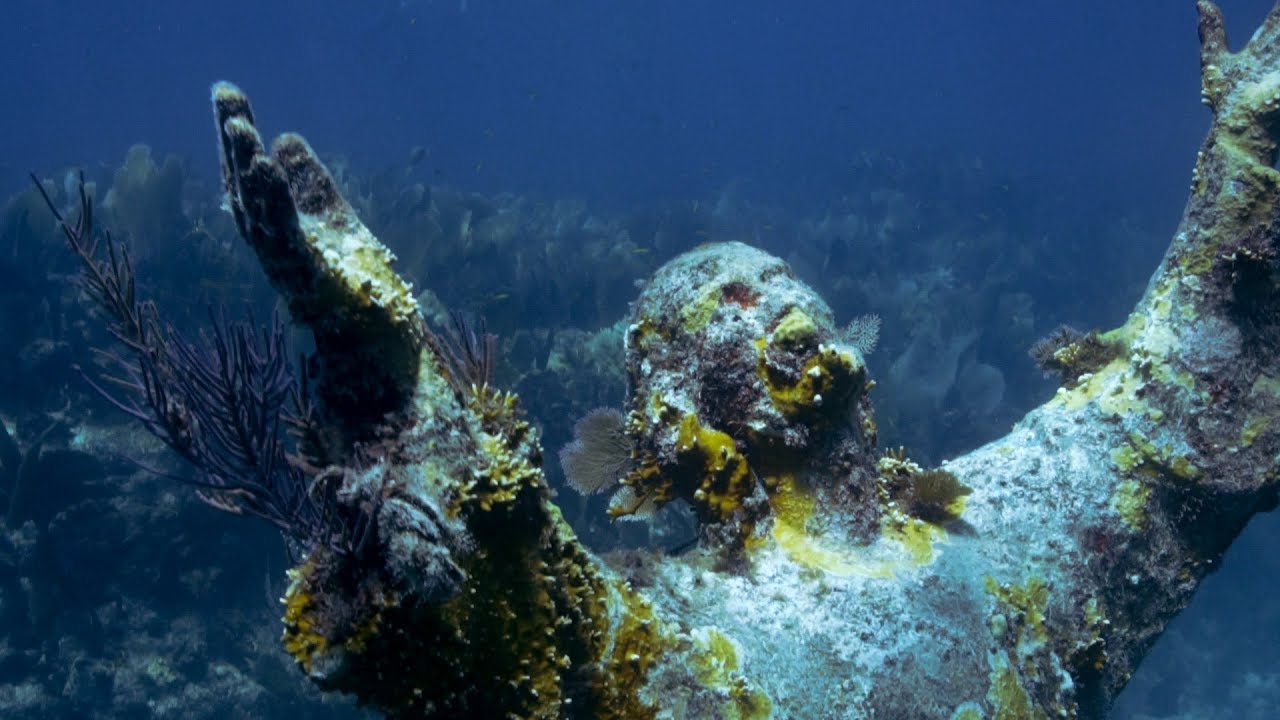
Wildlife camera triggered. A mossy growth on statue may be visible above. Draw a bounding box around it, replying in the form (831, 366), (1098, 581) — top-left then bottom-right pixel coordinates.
(1029, 325), (1122, 388)
(878, 448), (972, 525)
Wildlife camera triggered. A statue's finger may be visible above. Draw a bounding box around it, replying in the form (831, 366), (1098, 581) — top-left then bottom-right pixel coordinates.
(273, 133), (351, 223)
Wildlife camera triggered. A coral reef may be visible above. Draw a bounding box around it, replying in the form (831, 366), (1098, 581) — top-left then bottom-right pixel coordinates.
(10, 3), (1280, 716)
(0, 416), (366, 720)
(0, 112), (384, 720)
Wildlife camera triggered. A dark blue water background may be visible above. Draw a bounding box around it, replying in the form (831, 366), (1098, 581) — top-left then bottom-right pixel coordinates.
(0, 0), (1270, 213)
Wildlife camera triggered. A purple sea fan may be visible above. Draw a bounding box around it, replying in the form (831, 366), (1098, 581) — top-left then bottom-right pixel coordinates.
(32, 172), (367, 557)
(559, 407), (632, 495)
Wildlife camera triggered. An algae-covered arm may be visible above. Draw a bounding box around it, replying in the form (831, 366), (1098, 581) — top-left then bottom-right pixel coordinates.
(928, 0), (1280, 712)
(212, 82), (424, 442)
(211, 83), (687, 719)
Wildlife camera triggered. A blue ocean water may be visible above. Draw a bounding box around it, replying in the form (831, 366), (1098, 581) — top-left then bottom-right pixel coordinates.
(1, 1), (1267, 208)
(0, 1), (1278, 717)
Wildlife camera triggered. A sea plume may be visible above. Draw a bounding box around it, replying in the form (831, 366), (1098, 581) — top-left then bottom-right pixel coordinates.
(31, 172), (369, 557)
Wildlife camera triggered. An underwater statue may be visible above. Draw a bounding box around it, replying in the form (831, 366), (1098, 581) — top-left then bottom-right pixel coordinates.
(53, 2), (1280, 717)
